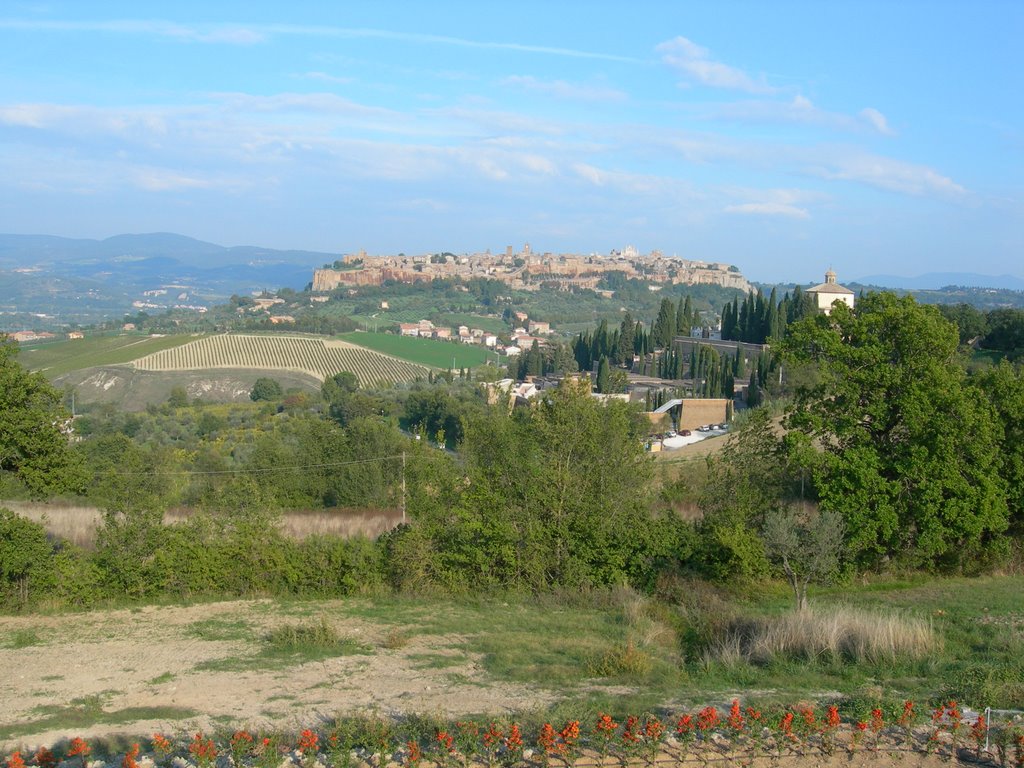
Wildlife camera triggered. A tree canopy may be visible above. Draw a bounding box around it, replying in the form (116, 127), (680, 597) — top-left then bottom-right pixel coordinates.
(391, 378), (681, 591)
(0, 337), (82, 496)
(782, 294), (1008, 568)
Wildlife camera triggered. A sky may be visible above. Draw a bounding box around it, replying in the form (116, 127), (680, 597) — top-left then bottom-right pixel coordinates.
(0, 1), (1021, 283)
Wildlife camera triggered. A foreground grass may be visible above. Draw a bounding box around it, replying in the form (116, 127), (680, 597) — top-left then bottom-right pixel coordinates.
(262, 573), (1024, 710)
(0, 697), (196, 741)
(2, 575), (1020, 744)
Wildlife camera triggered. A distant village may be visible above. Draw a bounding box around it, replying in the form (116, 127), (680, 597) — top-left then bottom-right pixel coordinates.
(312, 243), (752, 294)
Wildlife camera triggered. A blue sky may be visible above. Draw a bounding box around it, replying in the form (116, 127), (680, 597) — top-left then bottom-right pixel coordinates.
(1, 1), (1021, 283)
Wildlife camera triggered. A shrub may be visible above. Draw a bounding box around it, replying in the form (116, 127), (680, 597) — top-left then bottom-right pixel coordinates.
(586, 641), (653, 678)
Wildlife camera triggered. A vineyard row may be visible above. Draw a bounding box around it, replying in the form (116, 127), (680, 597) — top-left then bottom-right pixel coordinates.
(133, 334), (429, 386)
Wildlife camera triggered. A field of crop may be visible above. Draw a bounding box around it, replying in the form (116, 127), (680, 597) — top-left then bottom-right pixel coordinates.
(17, 333), (195, 378)
(339, 331), (494, 368)
(133, 334), (429, 385)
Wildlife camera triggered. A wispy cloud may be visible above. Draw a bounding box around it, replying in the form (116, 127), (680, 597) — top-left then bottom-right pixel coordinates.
(810, 151), (966, 197)
(711, 95), (896, 136)
(0, 18), (265, 44)
(722, 186), (821, 219)
(298, 71), (355, 86)
(0, 17), (639, 61)
(501, 75), (627, 103)
(657, 36), (774, 93)
(724, 202), (810, 219)
(859, 107), (895, 136)
(208, 91), (396, 119)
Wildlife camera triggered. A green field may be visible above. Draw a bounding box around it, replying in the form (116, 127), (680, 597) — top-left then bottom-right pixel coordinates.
(17, 334), (197, 378)
(339, 331), (495, 368)
(432, 312), (508, 334)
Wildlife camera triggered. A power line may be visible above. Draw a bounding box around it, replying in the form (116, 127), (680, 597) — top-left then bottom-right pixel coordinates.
(111, 453), (408, 477)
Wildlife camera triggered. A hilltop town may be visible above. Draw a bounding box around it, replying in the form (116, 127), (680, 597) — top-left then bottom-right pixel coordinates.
(312, 244), (752, 294)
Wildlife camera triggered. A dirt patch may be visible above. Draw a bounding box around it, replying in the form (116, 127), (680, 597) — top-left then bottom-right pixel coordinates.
(0, 600), (554, 748)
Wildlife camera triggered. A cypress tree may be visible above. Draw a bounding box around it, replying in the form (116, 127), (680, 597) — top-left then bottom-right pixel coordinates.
(617, 312), (635, 365)
(654, 298), (676, 348)
(596, 356), (610, 393)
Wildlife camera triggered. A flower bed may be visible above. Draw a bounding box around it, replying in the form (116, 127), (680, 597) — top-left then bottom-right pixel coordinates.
(5, 701), (1024, 768)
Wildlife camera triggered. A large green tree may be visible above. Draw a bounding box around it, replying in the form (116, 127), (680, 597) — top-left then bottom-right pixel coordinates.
(782, 294), (1008, 568)
(393, 378), (676, 591)
(0, 337), (82, 496)
(973, 361), (1024, 534)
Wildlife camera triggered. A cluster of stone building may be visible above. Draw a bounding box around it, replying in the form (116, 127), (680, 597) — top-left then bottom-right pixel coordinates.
(397, 316), (552, 358)
(312, 244), (751, 294)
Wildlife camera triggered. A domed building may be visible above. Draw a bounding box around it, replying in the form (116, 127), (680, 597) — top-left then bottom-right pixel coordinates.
(806, 269), (855, 314)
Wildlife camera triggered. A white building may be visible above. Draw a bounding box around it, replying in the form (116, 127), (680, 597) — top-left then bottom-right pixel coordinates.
(806, 269), (855, 314)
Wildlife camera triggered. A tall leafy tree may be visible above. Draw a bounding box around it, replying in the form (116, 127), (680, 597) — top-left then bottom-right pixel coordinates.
(782, 293), (1008, 568)
(0, 337), (82, 497)
(395, 379), (666, 591)
(973, 361), (1024, 534)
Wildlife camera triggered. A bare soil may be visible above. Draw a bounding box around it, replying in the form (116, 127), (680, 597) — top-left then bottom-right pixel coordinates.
(0, 599), (553, 749)
(0, 602), (992, 768)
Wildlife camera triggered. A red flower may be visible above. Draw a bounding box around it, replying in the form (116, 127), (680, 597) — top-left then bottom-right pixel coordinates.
(727, 700), (745, 732)
(856, 722), (868, 732)
(122, 744), (140, 768)
(560, 721), (580, 745)
(67, 739), (90, 760)
(483, 723), (503, 749)
(644, 717), (665, 742)
(621, 716), (640, 744)
(189, 733), (217, 763)
(779, 712), (794, 737)
(297, 730), (319, 754)
(406, 741), (422, 767)
(825, 706), (840, 729)
(696, 707), (719, 732)
(6, 753), (26, 768)
(33, 748), (56, 768)
(897, 701), (915, 728)
(676, 715), (693, 736)
(970, 715), (987, 745)
(538, 723), (561, 755)
(870, 708), (883, 734)
(436, 731), (454, 753)
(504, 724), (523, 753)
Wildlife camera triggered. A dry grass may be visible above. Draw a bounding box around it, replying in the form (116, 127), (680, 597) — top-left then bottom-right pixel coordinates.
(711, 604), (938, 666)
(273, 507), (402, 540)
(1, 500), (103, 549)
(3, 500), (402, 548)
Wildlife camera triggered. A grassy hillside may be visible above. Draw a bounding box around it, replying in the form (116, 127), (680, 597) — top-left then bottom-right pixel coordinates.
(54, 366), (324, 410)
(18, 333), (196, 378)
(339, 331), (494, 368)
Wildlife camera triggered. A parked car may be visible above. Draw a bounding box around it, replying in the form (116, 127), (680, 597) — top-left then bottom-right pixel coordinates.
(680, 429), (692, 436)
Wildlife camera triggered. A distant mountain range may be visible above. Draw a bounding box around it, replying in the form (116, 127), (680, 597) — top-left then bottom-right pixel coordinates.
(0, 233), (337, 329)
(855, 272), (1024, 291)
